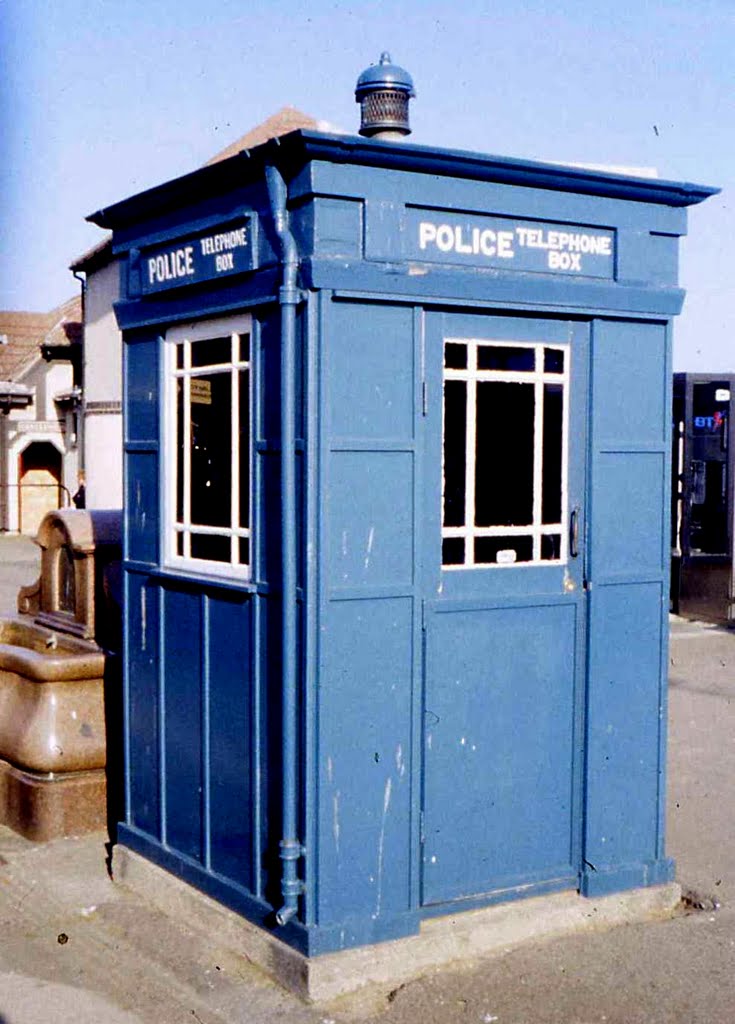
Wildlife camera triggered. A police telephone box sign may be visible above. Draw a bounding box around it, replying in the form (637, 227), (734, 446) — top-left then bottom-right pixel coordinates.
(406, 208), (615, 278)
(133, 218), (255, 295)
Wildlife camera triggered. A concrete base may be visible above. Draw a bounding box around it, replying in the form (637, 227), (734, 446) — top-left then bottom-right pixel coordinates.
(0, 757), (107, 841)
(114, 845), (682, 1003)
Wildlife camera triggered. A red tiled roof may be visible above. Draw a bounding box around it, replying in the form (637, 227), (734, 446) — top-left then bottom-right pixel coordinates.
(205, 107), (319, 165)
(0, 295), (82, 381)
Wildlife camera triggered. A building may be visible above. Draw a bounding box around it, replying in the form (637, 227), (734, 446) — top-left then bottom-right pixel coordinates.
(0, 296), (82, 534)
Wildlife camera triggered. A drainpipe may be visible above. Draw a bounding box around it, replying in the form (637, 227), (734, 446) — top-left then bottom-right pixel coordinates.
(265, 161), (305, 927)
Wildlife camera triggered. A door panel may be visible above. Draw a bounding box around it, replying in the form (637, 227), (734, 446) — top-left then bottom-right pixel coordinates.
(421, 312), (588, 906)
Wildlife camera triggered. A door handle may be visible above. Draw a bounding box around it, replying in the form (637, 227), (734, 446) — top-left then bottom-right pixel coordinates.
(570, 506), (580, 559)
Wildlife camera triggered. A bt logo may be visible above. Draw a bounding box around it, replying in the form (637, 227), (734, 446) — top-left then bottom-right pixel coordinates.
(694, 412), (726, 430)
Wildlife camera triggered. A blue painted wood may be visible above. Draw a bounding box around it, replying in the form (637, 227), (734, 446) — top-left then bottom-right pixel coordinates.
(423, 602), (581, 903)
(162, 586), (203, 862)
(125, 453), (158, 565)
(124, 332), (160, 443)
(207, 592), (255, 889)
(421, 311), (589, 906)
(316, 597), (414, 925)
(109, 127), (712, 954)
(126, 573), (160, 838)
(583, 318), (672, 894)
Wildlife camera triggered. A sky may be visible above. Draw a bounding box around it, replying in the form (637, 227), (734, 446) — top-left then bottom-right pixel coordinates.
(1, 0), (732, 371)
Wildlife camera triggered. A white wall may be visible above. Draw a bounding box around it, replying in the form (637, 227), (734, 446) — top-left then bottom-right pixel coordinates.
(82, 259), (123, 508)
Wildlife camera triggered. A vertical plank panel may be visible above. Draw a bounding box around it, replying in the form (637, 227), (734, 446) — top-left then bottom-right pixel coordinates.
(163, 587), (203, 861)
(127, 573), (160, 838)
(208, 592), (254, 889)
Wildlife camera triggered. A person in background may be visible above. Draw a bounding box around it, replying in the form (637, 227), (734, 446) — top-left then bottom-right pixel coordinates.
(72, 471), (86, 509)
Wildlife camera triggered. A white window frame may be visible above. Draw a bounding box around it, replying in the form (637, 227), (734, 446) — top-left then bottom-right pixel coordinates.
(442, 338), (570, 570)
(163, 314), (253, 581)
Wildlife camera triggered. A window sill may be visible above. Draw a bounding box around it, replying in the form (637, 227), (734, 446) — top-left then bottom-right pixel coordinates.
(127, 562), (268, 595)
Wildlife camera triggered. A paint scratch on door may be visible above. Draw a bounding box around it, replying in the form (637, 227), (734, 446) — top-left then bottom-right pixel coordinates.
(140, 587), (147, 652)
(333, 790), (341, 855)
(374, 777), (392, 918)
(364, 526), (375, 570)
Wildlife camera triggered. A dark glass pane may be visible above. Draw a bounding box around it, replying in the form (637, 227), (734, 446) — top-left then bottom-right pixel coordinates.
(541, 534), (561, 560)
(238, 333), (250, 363)
(58, 545), (75, 613)
(176, 379), (184, 522)
(474, 535), (533, 565)
(475, 381), (534, 526)
(175, 344), (184, 369)
(444, 343), (467, 369)
(191, 335), (232, 368)
(443, 380), (466, 527)
(190, 372), (231, 528)
(542, 383), (564, 524)
(477, 346), (535, 372)
(239, 537), (250, 566)
(689, 459), (728, 554)
(239, 369), (250, 529)
(191, 534), (231, 563)
(176, 532), (184, 556)
(442, 537), (465, 565)
(544, 348), (564, 374)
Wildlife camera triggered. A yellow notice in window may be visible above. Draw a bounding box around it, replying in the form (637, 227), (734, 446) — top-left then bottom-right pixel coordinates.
(191, 379), (212, 405)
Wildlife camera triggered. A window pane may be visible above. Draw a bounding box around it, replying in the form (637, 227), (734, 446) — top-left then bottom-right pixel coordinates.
(190, 372), (231, 528)
(239, 537), (250, 566)
(474, 536), (533, 565)
(239, 369), (250, 529)
(475, 381), (534, 526)
(442, 537), (464, 565)
(191, 534), (231, 562)
(443, 380), (466, 527)
(445, 343), (467, 369)
(238, 333), (250, 363)
(191, 335), (232, 368)
(176, 380), (184, 522)
(175, 343), (185, 369)
(542, 383), (564, 524)
(477, 345), (535, 372)
(544, 348), (564, 374)
(541, 534), (561, 560)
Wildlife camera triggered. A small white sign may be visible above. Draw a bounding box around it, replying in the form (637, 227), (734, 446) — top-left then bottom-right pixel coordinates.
(496, 549), (517, 565)
(715, 388), (730, 402)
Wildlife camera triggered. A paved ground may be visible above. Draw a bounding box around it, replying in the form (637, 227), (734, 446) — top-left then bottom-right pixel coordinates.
(0, 535), (733, 1022)
(0, 535), (40, 616)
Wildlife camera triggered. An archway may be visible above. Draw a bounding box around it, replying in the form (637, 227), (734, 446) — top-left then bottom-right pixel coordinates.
(18, 441), (63, 535)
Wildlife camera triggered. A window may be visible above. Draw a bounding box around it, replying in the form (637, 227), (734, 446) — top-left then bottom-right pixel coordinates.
(442, 339), (569, 568)
(164, 316), (252, 579)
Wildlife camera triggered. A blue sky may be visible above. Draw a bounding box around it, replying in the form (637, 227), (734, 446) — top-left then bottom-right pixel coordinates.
(1, 0), (732, 369)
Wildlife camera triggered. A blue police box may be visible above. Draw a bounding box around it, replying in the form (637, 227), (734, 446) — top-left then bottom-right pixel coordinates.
(90, 98), (717, 956)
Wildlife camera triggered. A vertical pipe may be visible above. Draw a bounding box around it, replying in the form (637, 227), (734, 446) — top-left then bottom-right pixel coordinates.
(265, 162), (304, 927)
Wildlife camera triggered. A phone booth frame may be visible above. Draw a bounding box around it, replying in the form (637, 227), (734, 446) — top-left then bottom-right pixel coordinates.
(90, 130), (717, 956)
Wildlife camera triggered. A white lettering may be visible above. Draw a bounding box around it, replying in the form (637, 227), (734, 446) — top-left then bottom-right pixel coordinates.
(454, 226), (473, 254)
(419, 222), (436, 249)
(436, 225), (454, 252)
(479, 229), (496, 256)
(548, 251), (582, 271)
(497, 230), (514, 259)
(200, 227), (248, 257)
(215, 252), (235, 272)
(147, 246), (195, 284)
